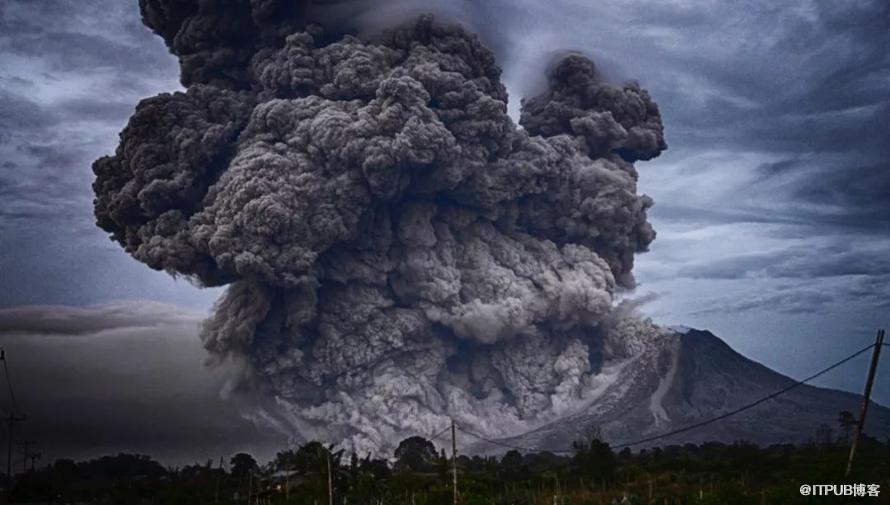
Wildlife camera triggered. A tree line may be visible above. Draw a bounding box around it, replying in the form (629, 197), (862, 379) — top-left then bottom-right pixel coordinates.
(9, 418), (890, 504)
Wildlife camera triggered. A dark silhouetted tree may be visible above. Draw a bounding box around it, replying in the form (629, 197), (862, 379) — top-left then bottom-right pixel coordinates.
(229, 453), (257, 479)
(394, 437), (438, 473)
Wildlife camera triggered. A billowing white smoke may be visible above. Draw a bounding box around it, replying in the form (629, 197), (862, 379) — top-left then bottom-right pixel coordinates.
(93, 0), (667, 454)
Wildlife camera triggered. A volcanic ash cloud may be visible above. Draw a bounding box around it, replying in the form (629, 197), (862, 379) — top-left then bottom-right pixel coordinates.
(93, 2), (667, 453)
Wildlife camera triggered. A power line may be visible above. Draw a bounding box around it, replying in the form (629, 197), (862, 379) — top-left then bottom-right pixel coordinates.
(456, 341), (880, 453)
(429, 425), (452, 442)
(456, 424), (573, 454)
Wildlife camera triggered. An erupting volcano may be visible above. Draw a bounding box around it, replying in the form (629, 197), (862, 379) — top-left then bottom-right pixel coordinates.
(93, 0), (669, 454)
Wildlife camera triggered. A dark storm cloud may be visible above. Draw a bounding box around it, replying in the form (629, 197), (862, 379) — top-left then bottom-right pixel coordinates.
(792, 163), (890, 227)
(0, 223), (223, 309)
(743, 157), (890, 232)
(0, 132), (93, 222)
(0, 0), (179, 94)
(0, 0), (192, 307)
(776, 2), (890, 112)
(693, 289), (836, 316)
(690, 275), (890, 316)
(755, 159), (801, 179)
(675, 244), (890, 281)
(0, 90), (54, 144)
(651, 0), (890, 141)
(0, 0), (180, 222)
(651, 204), (801, 227)
(847, 275), (890, 309)
(4, 29), (171, 78)
(618, 0), (890, 277)
(635, 1), (890, 315)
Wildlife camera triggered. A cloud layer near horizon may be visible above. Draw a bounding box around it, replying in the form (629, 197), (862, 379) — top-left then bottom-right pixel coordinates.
(0, 301), (286, 465)
(0, 302), (203, 335)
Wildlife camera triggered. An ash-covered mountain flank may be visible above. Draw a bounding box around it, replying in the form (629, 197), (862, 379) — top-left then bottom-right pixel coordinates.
(469, 327), (890, 453)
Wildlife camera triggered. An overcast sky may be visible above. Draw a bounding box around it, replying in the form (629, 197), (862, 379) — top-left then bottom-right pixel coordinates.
(1, 0), (888, 464)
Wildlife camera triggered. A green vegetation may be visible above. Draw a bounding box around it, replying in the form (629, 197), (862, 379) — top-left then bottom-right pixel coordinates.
(9, 433), (889, 504)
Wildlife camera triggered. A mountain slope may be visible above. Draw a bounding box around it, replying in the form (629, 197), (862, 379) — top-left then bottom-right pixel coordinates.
(468, 328), (890, 453)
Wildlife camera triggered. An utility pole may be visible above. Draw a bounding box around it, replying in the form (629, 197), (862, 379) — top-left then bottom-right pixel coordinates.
(326, 450), (333, 505)
(214, 455), (223, 505)
(845, 329), (884, 478)
(285, 463), (290, 503)
(16, 441), (35, 473)
(451, 419), (458, 505)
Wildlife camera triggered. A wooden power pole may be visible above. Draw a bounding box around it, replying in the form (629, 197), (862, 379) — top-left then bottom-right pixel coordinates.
(285, 464), (290, 503)
(214, 456), (223, 505)
(451, 419), (458, 505)
(327, 450), (333, 505)
(845, 329), (884, 478)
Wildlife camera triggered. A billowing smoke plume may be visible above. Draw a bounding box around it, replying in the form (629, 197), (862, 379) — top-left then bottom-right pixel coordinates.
(93, 0), (666, 453)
